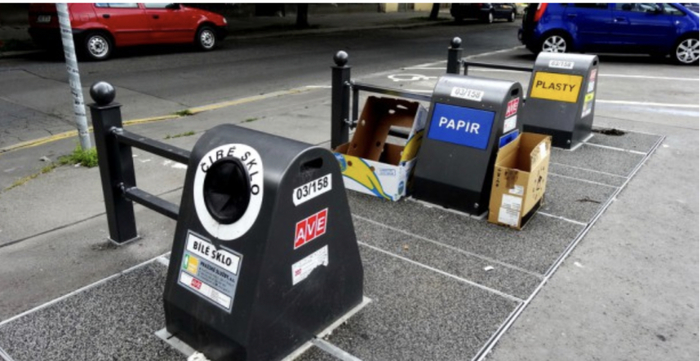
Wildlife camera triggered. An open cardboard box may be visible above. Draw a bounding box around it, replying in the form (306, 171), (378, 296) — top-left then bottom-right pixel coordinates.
(334, 96), (427, 201)
(488, 132), (552, 230)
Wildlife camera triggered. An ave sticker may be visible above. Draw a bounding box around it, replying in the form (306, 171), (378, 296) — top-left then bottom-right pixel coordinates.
(193, 144), (264, 241)
(294, 208), (328, 249)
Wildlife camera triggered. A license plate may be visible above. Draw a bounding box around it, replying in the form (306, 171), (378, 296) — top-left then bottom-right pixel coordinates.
(37, 15), (51, 23)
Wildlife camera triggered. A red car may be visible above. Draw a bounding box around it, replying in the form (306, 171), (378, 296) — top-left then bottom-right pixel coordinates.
(28, 3), (228, 61)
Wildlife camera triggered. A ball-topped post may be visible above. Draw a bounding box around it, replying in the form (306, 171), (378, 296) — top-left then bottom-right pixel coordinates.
(447, 36), (463, 75)
(333, 51), (348, 67)
(90, 81), (116, 106)
(331, 50), (351, 149)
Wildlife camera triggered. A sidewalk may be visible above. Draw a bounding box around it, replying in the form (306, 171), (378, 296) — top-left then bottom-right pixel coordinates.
(0, 22), (697, 361)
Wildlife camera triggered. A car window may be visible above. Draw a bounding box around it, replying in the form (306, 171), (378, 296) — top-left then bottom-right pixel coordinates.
(573, 3), (609, 9)
(661, 3), (685, 15)
(94, 3), (138, 8)
(143, 3), (172, 9)
(615, 3), (658, 12)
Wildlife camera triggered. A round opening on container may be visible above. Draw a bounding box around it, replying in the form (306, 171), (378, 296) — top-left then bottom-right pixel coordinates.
(203, 157), (251, 225)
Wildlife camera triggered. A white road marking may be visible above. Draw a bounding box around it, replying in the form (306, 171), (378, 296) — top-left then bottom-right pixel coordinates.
(598, 74), (698, 81)
(359, 241), (525, 303)
(536, 212), (588, 227)
(464, 45), (526, 59)
(0, 252), (171, 327)
(584, 142), (647, 155)
(597, 100), (699, 108)
(549, 173), (620, 189)
(404, 67), (699, 82)
(353, 214), (542, 278)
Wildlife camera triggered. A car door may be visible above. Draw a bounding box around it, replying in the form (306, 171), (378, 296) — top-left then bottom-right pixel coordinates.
(563, 3), (614, 51)
(610, 3), (678, 51)
(141, 3), (194, 44)
(92, 3), (150, 46)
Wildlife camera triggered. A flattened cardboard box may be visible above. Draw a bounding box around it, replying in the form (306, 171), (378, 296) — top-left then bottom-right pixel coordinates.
(334, 96), (427, 201)
(489, 132), (551, 230)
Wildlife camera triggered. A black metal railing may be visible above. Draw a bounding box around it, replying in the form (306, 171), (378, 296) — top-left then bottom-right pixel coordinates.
(330, 51), (436, 149)
(89, 81), (188, 244)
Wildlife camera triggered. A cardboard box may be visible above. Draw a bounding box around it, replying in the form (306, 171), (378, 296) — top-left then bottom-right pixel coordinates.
(488, 132), (551, 230)
(334, 96), (427, 201)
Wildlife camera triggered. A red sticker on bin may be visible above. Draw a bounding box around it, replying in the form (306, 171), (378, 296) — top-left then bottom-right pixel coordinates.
(505, 98), (519, 118)
(294, 208), (328, 249)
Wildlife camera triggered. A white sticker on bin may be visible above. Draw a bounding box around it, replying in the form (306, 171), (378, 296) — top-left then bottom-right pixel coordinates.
(503, 115), (517, 133)
(549, 60), (575, 69)
(292, 245), (329, 285)
(179, 272), (232, 309)
(451, 87), (484, 102)
(293, 173), (332, 206)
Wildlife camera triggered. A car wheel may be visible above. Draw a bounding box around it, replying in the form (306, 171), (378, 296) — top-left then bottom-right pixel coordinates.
(196, 25), (217, 51)
(83, 32), (112, 61)
(541, 33), (569, 53)
(673, 36), (699, 65)
(508, 11), (516, 22)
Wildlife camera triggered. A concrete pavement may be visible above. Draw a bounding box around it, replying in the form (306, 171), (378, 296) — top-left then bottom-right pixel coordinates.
(0, 29), (697, 361)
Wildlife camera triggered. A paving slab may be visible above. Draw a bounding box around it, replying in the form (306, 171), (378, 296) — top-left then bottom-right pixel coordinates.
(354, 217), (539, 300)
(551, 144), (645, 178)
(348, 192), (584, 275)
(0, 262), (182, 361)
(548, 163), (626, 188)
(541, 174), (618, 224)
(587, 129), (663, 154)
(322, 246), (520, 361)
(0, 193), (179, 320)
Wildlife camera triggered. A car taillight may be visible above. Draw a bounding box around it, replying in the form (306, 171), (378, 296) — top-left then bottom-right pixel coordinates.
(533, 3), (548, 22)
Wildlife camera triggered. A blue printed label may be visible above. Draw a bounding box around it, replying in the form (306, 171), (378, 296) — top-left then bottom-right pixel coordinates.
(499, 130), (519, 148)
(427, 103), (494, 150)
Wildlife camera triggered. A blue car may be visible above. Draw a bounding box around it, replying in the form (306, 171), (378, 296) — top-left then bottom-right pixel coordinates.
(519, 3), (699, 64)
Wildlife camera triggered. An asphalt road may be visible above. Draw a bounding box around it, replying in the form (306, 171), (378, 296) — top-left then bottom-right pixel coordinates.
(0, 21), (521, 148)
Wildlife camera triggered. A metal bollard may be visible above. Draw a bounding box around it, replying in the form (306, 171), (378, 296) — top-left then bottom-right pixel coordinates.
(331, 51), (351, 149)
(88, 82), (139, 245)
(446, 37), (463, 74)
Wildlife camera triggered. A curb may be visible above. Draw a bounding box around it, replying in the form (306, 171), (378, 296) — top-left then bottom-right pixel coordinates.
(228, 19), (451, 41)
(0, 49), (42, 59)
(0, 87), (313, 156)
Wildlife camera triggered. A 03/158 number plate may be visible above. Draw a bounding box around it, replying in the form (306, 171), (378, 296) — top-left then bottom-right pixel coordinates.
(293, 174), (332, 206)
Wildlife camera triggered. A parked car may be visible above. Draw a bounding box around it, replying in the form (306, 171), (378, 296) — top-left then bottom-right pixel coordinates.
(519, 3), (699, 64)
(680, 3), (700, 12)
(451, 3), (518, 23)
(28, 3), (228, 61)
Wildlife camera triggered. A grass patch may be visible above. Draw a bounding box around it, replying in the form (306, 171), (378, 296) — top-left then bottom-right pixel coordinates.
(174, 109), (194, 117)
(165, 131), (196, 139)
(243, 117), (258, 123)
(5, 163), (59, 191)
(3, 145), (98, 192)
(58, 145), (99, 168)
